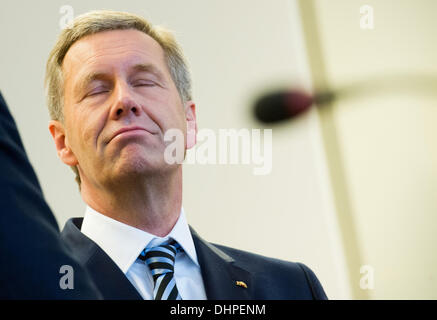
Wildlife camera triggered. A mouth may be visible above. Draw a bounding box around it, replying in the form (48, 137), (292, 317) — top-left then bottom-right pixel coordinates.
(109, 126), (155, 143)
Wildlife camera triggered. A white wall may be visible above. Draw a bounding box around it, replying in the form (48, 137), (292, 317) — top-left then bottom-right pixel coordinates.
(312, 0), (437, 299)
(0, 0), (350, 299)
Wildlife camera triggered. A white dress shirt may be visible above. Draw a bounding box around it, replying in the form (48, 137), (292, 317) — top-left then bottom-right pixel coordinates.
(81, 205), (207, 300)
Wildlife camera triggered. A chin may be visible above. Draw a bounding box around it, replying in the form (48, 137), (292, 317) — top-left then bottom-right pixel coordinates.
(116, 154), (176, 178)
(109, 144), (176, 178)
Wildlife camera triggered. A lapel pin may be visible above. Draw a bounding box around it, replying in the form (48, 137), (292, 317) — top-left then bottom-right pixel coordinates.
(235, 281), (248, 289)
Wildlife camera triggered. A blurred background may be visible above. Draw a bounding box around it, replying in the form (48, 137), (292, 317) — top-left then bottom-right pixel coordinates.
(0, 0), (435, 299)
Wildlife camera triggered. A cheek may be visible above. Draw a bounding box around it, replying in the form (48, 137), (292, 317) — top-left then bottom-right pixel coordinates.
(157, 110), (186, 139)
(143, 95), (186, 132)
(68, 110), (105, 156)
(164, 96), (187, 125)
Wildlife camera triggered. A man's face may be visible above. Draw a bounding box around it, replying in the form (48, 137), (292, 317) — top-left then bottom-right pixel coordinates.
(50, 29), (196, 189)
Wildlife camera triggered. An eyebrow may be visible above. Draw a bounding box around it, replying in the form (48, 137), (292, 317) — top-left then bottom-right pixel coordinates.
(74, 63), (166, 96)
(131, 63), (166, 81)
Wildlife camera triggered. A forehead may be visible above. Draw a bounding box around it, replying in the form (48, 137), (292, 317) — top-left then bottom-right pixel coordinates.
(62, 29), (167, 80)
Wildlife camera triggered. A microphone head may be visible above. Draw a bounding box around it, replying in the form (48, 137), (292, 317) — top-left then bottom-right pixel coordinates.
(253, 90), (314, 123)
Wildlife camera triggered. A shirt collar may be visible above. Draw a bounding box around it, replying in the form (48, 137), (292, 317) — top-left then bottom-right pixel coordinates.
(80, 205), (199, 274)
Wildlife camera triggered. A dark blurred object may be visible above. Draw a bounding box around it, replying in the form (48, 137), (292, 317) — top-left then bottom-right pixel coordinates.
(253, 73), (437, 124)
(0, 92), (102, 299)
(254, 89), (335, 123)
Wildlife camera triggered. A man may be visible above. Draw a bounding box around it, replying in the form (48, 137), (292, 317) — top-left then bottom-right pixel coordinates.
(0, 92), (102, 299)
(46, 10), (327, 300)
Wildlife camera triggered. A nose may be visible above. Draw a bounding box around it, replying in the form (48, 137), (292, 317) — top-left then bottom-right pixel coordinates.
(110, 81), (142, 119)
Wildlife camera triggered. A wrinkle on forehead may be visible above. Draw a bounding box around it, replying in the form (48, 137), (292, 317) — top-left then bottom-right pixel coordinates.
(62, 29), (168, 92)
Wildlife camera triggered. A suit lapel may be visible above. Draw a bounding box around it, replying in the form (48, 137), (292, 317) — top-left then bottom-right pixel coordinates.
(62, 219), (254, 300)
(61, 218), (142, 300)
(190, 227), (253, 300)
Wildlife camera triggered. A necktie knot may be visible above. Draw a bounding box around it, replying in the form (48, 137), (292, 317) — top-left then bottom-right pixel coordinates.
(138, 239), (183, 300)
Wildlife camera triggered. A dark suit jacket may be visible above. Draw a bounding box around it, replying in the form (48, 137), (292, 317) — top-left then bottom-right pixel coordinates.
(61, 217), (328, 300)
(0, 92), (102, 299)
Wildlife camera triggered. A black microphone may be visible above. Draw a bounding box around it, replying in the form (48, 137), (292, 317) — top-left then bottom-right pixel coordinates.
(253, 89), (336, 123)
(253, 73), (437, 124)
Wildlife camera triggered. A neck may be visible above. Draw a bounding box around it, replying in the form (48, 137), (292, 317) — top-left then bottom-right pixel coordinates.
(80, 168), (183, 237)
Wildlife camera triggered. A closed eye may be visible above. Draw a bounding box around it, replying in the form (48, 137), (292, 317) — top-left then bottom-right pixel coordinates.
(132, 80), (157, 87)
(86, 87), (110, 97)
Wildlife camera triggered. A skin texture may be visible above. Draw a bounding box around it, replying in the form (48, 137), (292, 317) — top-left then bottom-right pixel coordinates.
(49, 29), (197, 236)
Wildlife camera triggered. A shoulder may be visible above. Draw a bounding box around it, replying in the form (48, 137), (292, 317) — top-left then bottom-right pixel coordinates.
(213, 243), (328, 300)
(213, 243), (314, 278)
(213, 243), (300, 271)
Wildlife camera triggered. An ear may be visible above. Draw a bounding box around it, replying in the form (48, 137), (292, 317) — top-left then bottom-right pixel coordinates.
(48, 120), (79, 166)
(184, 101), (197, 149)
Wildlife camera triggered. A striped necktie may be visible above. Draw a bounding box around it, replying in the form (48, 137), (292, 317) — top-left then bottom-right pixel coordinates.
(138, 239), (182, 300)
